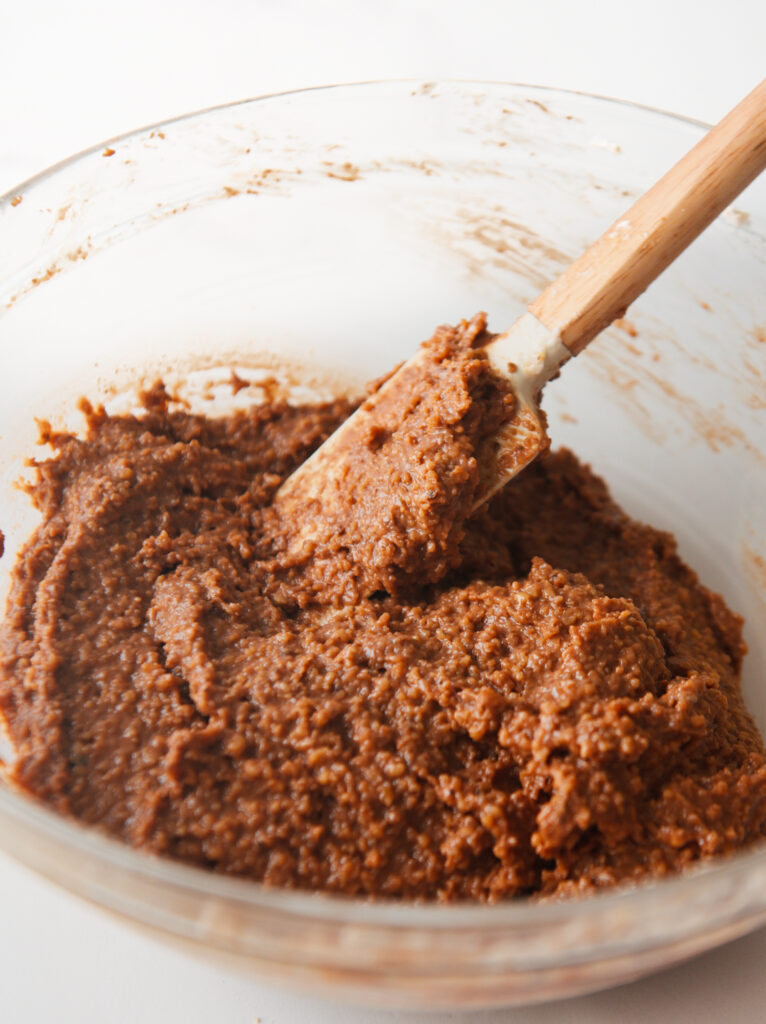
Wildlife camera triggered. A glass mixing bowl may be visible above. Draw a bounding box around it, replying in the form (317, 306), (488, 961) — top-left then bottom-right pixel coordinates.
(0, 81), (765, 1010)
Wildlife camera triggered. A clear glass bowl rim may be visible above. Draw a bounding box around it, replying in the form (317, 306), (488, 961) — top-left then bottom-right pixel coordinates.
(0, 78), (713, 207)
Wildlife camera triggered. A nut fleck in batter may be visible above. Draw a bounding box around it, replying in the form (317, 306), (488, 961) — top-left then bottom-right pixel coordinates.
(1, 316), (764, 901)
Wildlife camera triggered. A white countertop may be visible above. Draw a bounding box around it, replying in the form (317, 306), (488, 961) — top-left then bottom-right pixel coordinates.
(1, 2), (765, 1020)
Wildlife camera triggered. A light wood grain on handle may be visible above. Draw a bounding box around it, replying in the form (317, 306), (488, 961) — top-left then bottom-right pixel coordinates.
(530, 78), (766, 356)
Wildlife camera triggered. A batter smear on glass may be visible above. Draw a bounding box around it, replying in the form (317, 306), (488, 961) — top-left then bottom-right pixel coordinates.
(1, 314), (764, 901)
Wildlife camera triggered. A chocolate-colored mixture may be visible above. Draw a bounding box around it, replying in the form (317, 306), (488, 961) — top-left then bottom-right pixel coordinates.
(1, 316), (765, 901)
(273, 314), (519, 602)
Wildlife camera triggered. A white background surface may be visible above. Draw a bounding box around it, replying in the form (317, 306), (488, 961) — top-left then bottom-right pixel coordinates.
(1, 2), (764, 1021)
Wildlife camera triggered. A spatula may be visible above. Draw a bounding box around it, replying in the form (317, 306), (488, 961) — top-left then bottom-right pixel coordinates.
(277, 79), (766, 526)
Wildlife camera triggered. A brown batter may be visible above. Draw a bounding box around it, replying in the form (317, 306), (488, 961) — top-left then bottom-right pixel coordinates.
(272, 314), (519, 602)
(1, 315), (765, 901)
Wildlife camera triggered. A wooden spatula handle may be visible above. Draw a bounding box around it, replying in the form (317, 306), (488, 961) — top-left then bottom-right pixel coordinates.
(529, 78), (766, 356)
